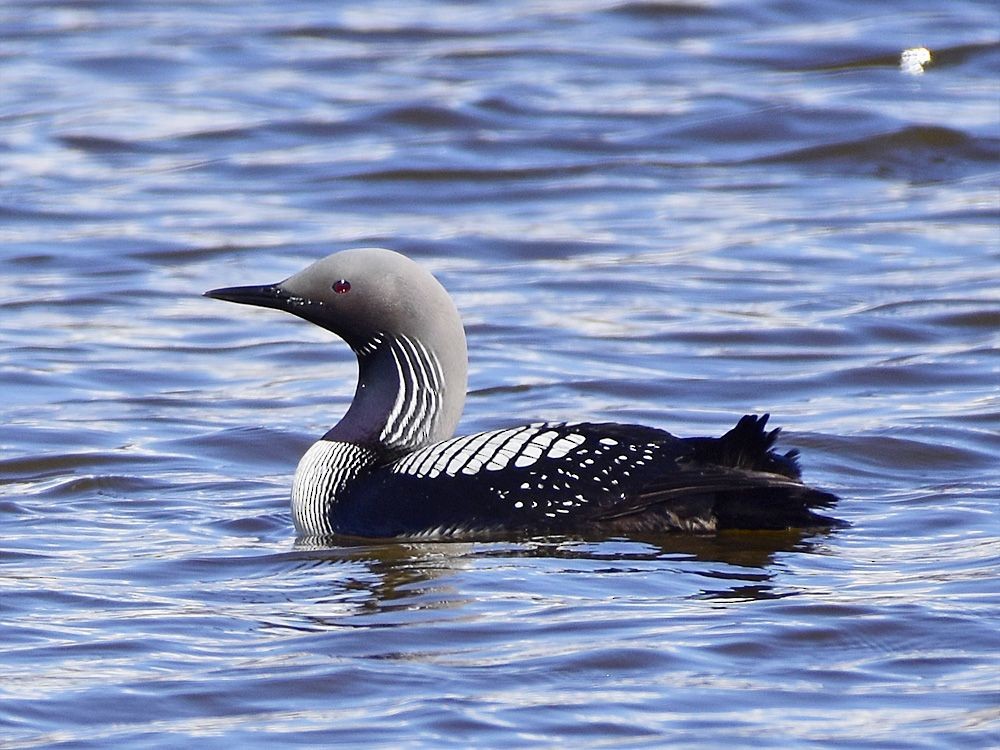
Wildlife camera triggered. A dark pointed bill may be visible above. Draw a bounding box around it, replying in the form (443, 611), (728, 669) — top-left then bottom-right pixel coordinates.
(203, 283), (288, 311)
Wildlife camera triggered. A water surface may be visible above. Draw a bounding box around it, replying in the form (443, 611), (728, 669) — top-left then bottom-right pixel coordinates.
(2, 1), (998, 748)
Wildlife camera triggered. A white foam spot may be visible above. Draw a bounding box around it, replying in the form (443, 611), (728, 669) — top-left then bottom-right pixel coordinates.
(900, 47), (931, 75)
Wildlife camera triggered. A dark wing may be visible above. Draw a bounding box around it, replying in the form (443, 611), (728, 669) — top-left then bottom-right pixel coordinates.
(335, 416), (839, 536)
(589, 415), (840, 532)
(337, 421), (681, 535)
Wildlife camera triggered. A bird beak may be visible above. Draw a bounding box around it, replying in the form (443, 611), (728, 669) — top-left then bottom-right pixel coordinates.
(204, 283), (289, 311)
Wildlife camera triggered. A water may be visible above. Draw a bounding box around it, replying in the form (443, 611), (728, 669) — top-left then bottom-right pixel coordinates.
(2, 1), (998, 747)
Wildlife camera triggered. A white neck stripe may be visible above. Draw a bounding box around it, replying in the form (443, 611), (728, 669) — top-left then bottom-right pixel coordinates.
(379, 333), (445, 451)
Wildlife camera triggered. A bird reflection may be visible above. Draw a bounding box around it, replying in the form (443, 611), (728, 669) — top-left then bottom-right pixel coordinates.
(279, 526), (838, 628)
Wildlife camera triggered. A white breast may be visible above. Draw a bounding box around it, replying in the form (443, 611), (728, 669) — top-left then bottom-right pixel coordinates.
(291, 440), (376, 536)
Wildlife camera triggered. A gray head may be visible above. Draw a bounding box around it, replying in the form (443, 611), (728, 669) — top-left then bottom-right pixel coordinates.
(206, 248), (467, 452)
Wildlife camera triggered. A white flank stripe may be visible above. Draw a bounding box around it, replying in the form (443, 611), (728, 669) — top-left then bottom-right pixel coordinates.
(476, 427), (523, 470)
(419, 432), (478, 477)
(410, 441), (450, 478)
(391, 424), (597, 479)
(486, 427), (536, 470)
(547, 433), (586, 459)
(445, 429), (499, 476)
(393, 445), (425, 475)
(513, 429), (561, 467)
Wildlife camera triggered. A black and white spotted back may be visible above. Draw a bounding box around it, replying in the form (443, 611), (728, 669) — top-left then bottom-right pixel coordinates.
(291, 416), (837, 538)
(321, 422), (694, 537)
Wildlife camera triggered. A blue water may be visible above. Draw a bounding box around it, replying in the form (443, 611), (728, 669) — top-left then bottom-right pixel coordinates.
(2, 1), (999, 747)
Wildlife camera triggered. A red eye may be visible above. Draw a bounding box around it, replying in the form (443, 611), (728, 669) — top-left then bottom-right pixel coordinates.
(333, 279), (351, 294)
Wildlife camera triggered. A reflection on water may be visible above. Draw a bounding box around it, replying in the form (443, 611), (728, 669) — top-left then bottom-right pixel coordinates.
(288, 528), (835, 614)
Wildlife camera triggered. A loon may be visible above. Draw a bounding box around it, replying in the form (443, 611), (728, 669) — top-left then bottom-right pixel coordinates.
(205, 248), (839, 539)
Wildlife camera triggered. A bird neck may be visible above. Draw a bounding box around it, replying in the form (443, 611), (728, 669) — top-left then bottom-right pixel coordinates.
(323, 332), (467, 455)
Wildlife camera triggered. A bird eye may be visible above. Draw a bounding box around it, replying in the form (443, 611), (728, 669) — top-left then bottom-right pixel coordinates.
(333, 279), (351, 294)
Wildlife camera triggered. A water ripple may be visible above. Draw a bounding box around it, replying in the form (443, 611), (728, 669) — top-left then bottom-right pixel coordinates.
(2, 0), (998, 747)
